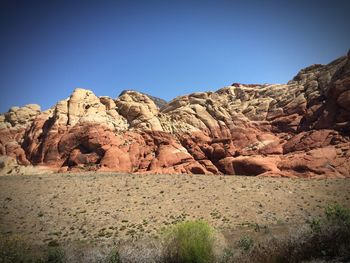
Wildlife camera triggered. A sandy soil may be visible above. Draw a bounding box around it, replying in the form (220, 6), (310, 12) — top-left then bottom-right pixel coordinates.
(0, 173), (349, 246)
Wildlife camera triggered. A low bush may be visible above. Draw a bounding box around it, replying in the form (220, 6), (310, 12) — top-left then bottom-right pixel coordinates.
(162, 220), (215, 263)
(234, 204), (350, 263)
(325, 203), (350, 226)
(2, 205), (349, 263)
(0, 235), (32, 263)
(103, 249), (121, 263)
(44, 247), (66, 263)
(0, 236), (67, 263)
(237, 235), (254, 251)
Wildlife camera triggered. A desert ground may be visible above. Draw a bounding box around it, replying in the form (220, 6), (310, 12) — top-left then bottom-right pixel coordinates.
(1, 173), (349, 249)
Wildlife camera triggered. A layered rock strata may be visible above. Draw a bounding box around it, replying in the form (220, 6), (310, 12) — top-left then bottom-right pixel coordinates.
(1, 52), (349, 177)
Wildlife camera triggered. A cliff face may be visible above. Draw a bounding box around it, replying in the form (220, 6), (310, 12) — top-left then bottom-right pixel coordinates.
(1, 52), (349, 177)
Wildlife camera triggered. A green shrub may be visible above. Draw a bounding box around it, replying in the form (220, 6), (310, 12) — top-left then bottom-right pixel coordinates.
(218, 248), (234, 263)
(325, 203), (350, 226)
(163, 220), (215, 263)
(0, 236), (66, 263)
(234, 204), (350, 263)
(309, 218), (321, 232)
(104, 249), (121, 263)
(237, 235), (254, 251)
(0, 236), (32, 263)
(44, 247), (66, 263)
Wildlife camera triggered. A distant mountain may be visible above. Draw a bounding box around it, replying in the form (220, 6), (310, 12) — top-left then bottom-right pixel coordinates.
(1, 52), (349, 177)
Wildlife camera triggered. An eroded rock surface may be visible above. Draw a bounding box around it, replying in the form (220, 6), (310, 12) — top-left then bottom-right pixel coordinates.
(1, 52), (349, 177)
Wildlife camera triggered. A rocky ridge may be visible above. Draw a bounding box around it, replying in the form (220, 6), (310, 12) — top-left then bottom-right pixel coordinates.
(1, 52), (349, 177)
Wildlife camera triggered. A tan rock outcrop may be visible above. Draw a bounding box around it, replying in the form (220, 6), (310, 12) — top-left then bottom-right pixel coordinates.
(1, 104), (41, 129)
(115, 90), (163, 131)
(0, 52), (349, 177)
(65, 88), (128, 130)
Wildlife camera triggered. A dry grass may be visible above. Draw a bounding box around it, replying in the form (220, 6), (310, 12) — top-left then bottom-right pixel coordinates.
(227, 204), (350, 263)
(0, 173), (349, 262)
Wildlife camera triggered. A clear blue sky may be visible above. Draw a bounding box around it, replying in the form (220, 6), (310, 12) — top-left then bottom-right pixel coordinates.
(0, 0), (349, 112)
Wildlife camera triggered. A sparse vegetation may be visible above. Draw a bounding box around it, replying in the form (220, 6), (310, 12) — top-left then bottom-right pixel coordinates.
(103, 249), (121, 263)
(45, 247), (66, 263)
(218, 248), (234, 263)
(325, 203), (350, 226)
(162, 220), (215, 263)
(1, 204), (350, 263)
(1, 174), (350, 262)
(0, 236), (32, 263)
(233, 204), (350, 263)
(237, 235), (254, 251)
(0, 236), (66, 263)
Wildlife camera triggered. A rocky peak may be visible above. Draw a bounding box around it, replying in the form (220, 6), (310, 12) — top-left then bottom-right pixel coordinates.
(118, 89), (167, 109)
(1, 52), (349, 177)
(67, 88), (105, 126)
(115, 90), (163, 131)
(50, 88), (127, 130)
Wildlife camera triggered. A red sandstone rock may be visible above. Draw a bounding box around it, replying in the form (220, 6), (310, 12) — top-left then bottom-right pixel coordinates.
(100, 147), (132, 172)
(217, 156), (280, 176)
(278, 146), (349, 178)
(1, 53), (350, 177)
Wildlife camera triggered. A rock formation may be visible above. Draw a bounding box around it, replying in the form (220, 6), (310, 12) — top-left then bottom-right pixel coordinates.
(1, 52), (349, 177)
